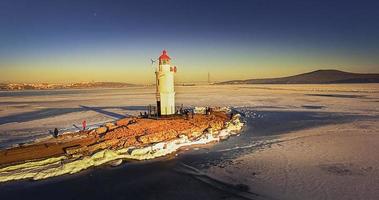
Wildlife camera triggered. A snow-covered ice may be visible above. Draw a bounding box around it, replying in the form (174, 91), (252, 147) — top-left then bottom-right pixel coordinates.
(1, 84), (379, 200)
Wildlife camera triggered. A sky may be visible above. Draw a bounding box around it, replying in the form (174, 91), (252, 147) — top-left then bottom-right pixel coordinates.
(0, 0), (378, 84)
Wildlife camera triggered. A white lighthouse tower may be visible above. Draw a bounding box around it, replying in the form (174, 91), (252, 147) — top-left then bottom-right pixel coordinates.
(155, 50), (177, 115)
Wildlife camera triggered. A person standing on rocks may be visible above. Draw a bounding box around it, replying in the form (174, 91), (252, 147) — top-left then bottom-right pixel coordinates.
(53, 128), (59, 138)
(82, 120), (86, 130)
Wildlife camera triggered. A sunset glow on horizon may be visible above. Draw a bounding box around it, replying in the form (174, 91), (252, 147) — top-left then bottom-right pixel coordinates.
(1, 0), (379, 84)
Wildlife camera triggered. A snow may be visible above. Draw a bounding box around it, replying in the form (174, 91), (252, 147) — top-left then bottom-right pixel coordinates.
(205, 120), (379, 200)
(1, 84), (379, 199)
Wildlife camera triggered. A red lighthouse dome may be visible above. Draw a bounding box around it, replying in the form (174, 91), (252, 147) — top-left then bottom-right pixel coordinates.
(159, 50), (171, 64)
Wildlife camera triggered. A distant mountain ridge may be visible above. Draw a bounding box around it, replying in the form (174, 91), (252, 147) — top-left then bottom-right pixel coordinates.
(218, 70), (379, 84)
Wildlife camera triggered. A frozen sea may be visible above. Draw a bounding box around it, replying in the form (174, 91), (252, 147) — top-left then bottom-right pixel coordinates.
(1, 84), (379, 200)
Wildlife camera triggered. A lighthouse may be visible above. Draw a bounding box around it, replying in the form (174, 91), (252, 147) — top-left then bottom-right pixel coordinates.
(155, 50), (177, 115)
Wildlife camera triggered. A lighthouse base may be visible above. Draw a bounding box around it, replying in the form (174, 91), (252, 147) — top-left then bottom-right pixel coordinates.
(159, 92), (175, 115)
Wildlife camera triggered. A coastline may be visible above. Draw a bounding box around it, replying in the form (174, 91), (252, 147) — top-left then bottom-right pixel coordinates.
(0, 109), (244, 182)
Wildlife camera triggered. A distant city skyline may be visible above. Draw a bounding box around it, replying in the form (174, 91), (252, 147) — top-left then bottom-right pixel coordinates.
(1, 0), (379, 84)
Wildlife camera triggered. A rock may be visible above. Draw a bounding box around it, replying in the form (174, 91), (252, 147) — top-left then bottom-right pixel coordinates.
(116, 118), (136, 126)
(105, 122), (118, 131)
(87, 139), (119, 153)
(137, 129), (178, 144)
(96, 126), (108, 134)
(88, 129), (97, 135)
(65, 145), (88, 155)
(104, 127), (135, 140)
(210, 121), (223, 130)
(0, 111), (233, 166)
(123, 137), (138, 147)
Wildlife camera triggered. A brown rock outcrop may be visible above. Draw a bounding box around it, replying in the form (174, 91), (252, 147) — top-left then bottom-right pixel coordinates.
(96, 126), (108, 134)
(0, 111), (230, 166)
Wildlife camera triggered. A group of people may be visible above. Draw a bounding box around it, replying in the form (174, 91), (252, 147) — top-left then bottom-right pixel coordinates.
(183, 109), (195, 119)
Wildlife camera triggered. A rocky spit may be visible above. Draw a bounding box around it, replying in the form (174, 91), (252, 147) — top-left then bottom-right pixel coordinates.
(0, 108), (244, 182)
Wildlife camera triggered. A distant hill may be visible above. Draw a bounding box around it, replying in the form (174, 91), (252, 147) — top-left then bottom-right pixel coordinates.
(0, 82), (136, 90)
(218, 70), (379, 84)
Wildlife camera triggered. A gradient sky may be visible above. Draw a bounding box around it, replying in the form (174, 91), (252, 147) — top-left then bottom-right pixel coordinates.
(1, 0), (379, 84)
